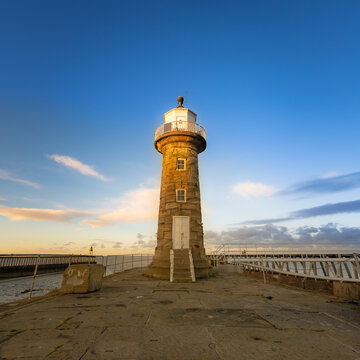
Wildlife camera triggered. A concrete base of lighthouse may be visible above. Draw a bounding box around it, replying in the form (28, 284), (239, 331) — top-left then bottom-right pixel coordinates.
(146, 246), (210, 282)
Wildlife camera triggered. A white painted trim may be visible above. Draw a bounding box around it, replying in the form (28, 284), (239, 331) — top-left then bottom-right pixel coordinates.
(170, 249), (174, 283)
(188, 249), (196, 282)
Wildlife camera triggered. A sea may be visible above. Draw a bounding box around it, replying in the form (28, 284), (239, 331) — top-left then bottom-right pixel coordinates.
(0, 272), (63, 305)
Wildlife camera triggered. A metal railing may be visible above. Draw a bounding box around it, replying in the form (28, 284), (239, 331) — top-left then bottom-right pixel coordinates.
(0, 254), (95, 268)
(210, 242), (360, 256)
(0, 254), (154, 303)
(234, 254), (360, 283)
(208, 242), (360, 284)
(96, 254), (153, 277)
(155, 120), (206, 141)
(0, 254), (95, 299)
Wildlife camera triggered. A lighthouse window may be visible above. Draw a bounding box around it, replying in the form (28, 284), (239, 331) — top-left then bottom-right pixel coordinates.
(176, 158), (186, 170)
(176, 189), (186, 202)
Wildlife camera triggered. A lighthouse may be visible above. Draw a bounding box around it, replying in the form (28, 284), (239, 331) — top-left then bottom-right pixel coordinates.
(146, 97), (209, 282)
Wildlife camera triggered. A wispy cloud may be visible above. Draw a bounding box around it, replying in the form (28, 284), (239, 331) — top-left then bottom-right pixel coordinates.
(241, 199), (360, 225)
(47, 154), (111, 182)
(0, 185), (159, 227)
(84, 239), (123, 250)
(233, 181), (276, 197)
(0, 169), (40, 189)
(0, 198), (7, 204)
(280, 171), (360, 196)
(83, 187), (159, 227)
(0, 206), (93, 223)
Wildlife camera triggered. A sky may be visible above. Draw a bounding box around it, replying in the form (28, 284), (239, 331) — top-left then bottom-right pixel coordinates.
(1, 0), (360, 254)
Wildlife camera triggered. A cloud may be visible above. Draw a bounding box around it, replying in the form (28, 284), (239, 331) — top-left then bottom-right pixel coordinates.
(295, 223), (360, 243)
(322, 171), (340, 179)
(130, 233), (156, 249)
(206, 224), (294, 244)
(83, 187), (159, 227)
(135, 233), (145, 245)
(0, 198), (7, 204)
(0, 206), (93, 223)
(205, 223), (360, 247)
(233, 181), (276, 197)
(112, 242), (123, 249)
(203, 230), (222, 245)
(280, 171), (360, 196)
(47, 154), (110, 182)
(64, 242), (74, 246)
(241, 199), (360, 225)
(0, 169), (40, 189)
(0, 185), (159, 227)
(293, 199), (360, 218)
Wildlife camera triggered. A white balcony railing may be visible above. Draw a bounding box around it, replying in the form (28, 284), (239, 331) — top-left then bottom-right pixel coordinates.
(155, 120), (206, 141)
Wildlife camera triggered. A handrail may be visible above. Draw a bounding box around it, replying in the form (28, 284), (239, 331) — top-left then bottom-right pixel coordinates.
(0, 255), (95, 268)
(96, 254), (153, 277)
(155, 120), (206, 141)
(232, 254), (360, 283)
(208, 242), (360, 255)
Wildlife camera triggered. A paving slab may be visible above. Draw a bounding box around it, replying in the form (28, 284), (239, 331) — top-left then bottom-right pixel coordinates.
(0, 269), (359, 360)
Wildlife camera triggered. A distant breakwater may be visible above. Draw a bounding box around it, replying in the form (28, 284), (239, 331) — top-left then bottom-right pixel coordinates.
(0, 255), (96, 278)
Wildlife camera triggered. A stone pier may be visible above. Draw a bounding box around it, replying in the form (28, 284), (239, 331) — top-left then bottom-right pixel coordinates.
(0, 269), (359, 359)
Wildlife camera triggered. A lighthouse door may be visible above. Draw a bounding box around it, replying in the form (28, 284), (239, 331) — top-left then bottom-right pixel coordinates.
(172, 216), (190, 249)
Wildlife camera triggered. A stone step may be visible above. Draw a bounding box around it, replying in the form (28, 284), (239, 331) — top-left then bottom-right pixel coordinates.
(172, 276), (192, 280)
(174, 264), (191, 269)
(173, 268), (191, 274)
(172, 277), (193, 283)
(173, 254), (190, 258)
(171, 249), (194, 283)
(173, 253), (190, 258)
(174, 259), (190, 265)
(173, 250), (189, 257)
(174, 260), (190, 265)
(174, 263), (190, 268)
(173, 252), (190, 257)
(174, 267), (191, 275)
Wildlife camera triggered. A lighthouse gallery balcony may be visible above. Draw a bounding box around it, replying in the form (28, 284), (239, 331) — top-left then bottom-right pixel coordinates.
(155, 120), (206, 141)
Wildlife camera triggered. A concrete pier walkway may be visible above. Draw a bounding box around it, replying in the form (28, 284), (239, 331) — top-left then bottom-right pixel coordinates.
(0, 268), (359, 360)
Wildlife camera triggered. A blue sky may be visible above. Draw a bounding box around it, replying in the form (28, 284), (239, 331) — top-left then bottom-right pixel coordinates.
(1, 0), (360, 254)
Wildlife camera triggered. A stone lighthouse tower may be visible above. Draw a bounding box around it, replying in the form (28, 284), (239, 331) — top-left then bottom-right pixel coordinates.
(146, 97), (209, 282)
